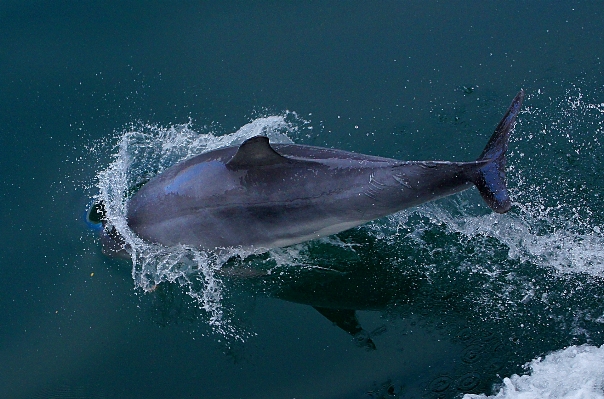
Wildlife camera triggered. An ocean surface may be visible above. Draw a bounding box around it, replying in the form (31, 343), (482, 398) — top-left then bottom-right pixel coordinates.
(1, 2), (604, 398)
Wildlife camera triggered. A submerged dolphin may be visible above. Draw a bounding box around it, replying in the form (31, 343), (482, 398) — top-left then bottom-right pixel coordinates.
(121, 91), (523, 251)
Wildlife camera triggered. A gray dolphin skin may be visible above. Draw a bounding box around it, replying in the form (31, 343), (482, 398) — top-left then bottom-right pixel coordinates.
(124, 91), (524, 251)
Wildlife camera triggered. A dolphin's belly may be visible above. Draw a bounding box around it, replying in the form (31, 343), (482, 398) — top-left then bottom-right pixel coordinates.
(135, 204), (369, 249)
(128, 180), (376, 249)
(126, 159), (399, 249)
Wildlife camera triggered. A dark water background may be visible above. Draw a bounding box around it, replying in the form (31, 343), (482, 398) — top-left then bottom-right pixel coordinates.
(1, 2), (604, 398)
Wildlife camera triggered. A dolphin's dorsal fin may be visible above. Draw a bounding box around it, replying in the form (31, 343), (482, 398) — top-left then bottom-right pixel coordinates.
(226, 135), (289, 169)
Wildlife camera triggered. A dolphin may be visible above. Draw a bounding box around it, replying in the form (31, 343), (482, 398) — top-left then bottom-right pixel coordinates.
(120, 90), (523, 251)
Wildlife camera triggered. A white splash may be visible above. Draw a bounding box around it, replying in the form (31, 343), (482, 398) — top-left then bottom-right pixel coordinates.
(464, 345), (604, 399)
(408, 201), (604, 278)
(379, 86), (604, 278)
(95, 112), (306, 338)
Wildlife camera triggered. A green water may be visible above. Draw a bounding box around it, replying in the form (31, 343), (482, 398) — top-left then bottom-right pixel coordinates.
(1, 2), (603, 398)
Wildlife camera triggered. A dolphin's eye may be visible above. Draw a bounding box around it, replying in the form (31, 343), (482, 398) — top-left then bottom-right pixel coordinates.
(87, 201), (106, 224)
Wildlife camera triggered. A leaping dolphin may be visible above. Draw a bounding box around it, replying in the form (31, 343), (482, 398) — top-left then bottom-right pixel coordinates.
(118, 91), (523, 251)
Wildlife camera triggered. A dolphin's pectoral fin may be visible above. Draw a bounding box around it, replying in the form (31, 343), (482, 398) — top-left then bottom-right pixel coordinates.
(226, 135), (290, 169)
(471, 90), (524, 214)
(313, 306), (376, 350)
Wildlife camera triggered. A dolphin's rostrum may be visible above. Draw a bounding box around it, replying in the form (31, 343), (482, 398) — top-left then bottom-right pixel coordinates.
(119, 91), (524, 251)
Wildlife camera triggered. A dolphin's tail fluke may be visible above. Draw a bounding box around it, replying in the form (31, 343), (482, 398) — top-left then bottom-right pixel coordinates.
(471, 90), (524, 213)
